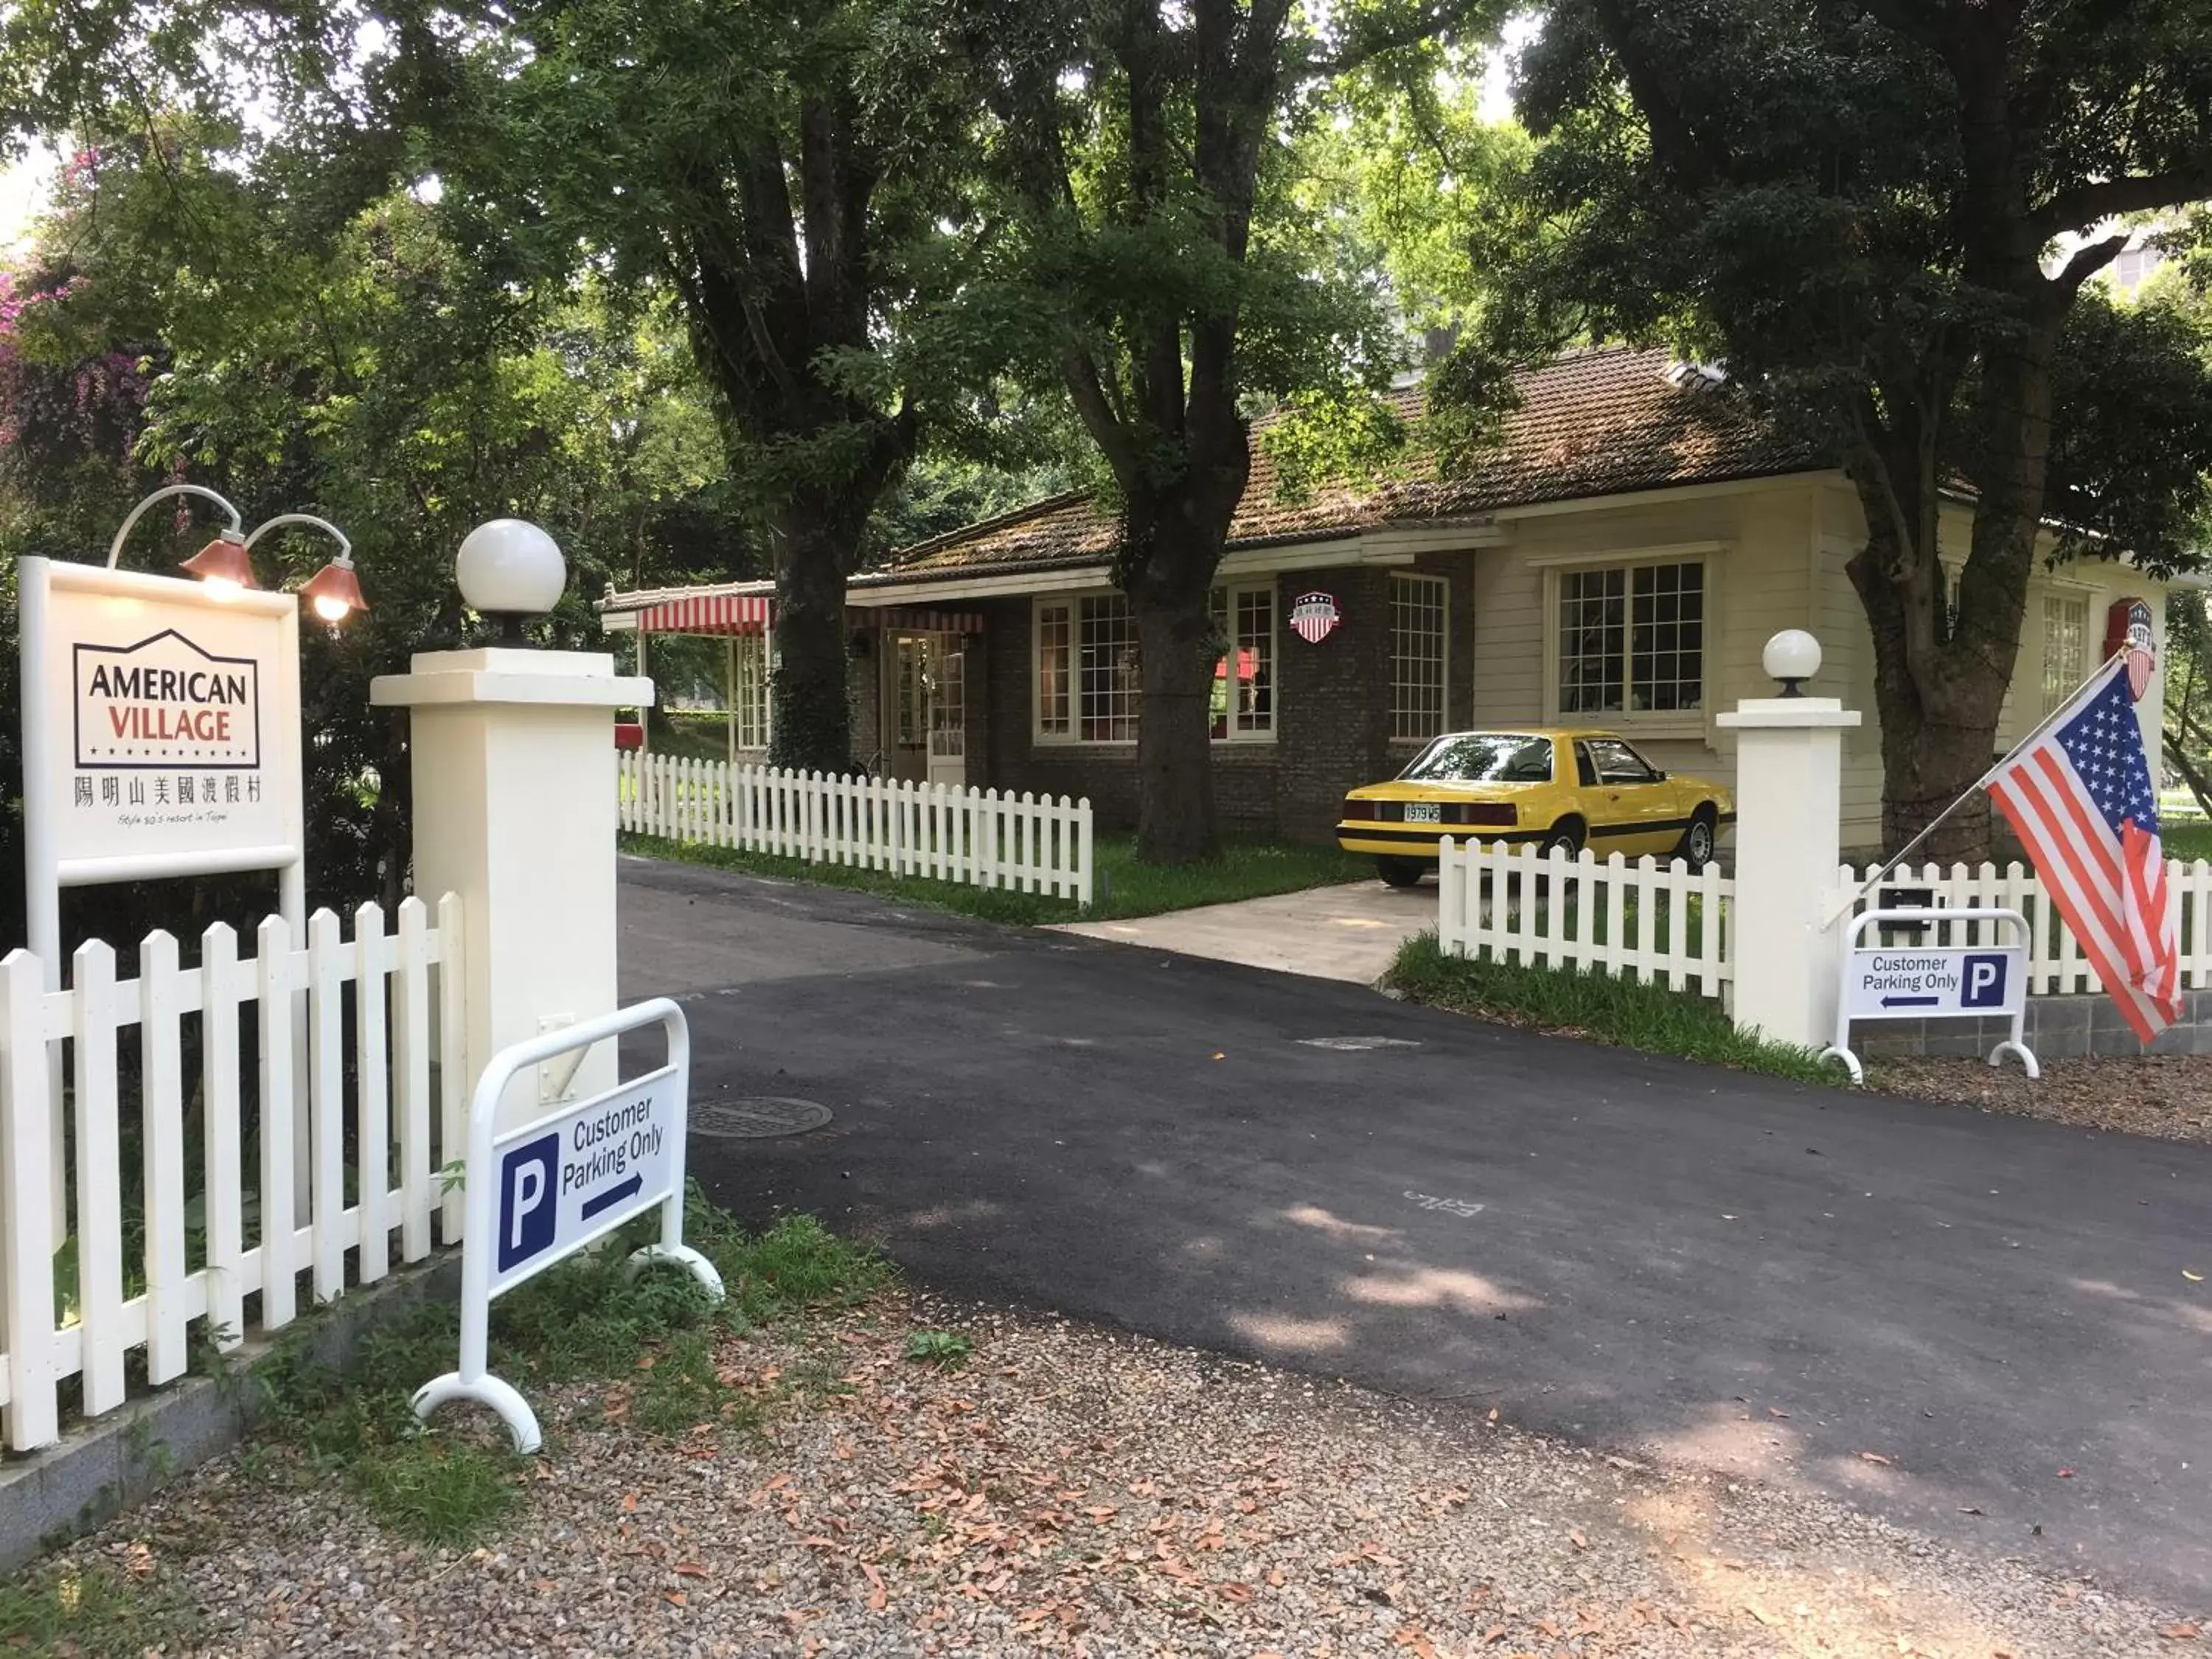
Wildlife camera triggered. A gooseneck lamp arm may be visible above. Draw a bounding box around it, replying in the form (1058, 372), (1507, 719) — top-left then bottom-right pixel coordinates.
(245, 512), (352, 562)
(105, 484), (245, 568)
(248, 513), (369, 622)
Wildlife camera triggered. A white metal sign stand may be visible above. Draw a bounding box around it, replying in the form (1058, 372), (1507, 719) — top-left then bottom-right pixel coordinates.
(1820, 906), (2039, 1084)
(412, 998), (723, 1453)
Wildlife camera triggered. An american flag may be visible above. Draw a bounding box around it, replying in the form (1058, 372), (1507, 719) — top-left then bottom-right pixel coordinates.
(1986, 658), (2180, 1043)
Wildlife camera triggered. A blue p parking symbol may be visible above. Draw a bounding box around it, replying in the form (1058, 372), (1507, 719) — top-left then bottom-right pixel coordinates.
(1961, 953), (2008, 1009)
(498, 1132), (560, 1274)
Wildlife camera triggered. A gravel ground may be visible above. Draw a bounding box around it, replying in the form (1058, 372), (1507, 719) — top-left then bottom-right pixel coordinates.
(1868, 1053), (2212, 1146)
(50, 1294), (2204, 1658)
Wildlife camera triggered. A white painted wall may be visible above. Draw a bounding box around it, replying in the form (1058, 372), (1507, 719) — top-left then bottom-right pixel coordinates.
(1464, 474), (2180, 853)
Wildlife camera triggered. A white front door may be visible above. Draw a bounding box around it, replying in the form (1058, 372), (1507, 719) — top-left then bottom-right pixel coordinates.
(883, 632), (968, 787)
(926, 640), (966, 787)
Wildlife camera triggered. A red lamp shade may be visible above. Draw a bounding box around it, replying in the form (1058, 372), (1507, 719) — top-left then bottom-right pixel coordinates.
(179, 532), (258, 590)
(300, 556), (369, 622)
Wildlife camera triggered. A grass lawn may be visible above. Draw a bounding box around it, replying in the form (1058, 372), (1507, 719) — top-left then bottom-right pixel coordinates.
(1387, 931), (1834, 1084)
(2165, 819), (2212, 863)
(622, 830), (1369, 925)
(646, 714), (736, 762)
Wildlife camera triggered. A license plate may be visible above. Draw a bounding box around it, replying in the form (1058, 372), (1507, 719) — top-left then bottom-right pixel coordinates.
(1402, 801), (1441, 824)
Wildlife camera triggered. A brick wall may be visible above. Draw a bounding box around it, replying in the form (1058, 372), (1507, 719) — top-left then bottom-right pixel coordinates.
(962, 565), (1475, 844)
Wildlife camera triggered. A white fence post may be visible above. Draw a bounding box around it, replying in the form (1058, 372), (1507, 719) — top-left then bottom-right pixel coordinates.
(138, 930), (189, 1386)
(72, 940), (126, 1417)
(437, 890), (468, 1245)
(200, 923), (246, 1352)
(394, 898), (433, 1263)
(355, 901), (392, 1285)
(257, 912), (299, 1330)
(307, 910), (347, 1304)
(1, 950), (60, 1449)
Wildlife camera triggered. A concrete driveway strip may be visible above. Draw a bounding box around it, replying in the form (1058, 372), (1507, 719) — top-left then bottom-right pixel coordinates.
(619, 856), (2212, 1602)
(1053, 878), (1435, 982)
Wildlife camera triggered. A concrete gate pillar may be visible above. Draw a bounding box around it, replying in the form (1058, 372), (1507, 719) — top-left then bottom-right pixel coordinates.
(372, 644), (651, 1131)
(1715, 633), (1861, 1049)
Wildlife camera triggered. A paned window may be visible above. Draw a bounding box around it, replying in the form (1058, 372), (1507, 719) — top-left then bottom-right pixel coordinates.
(2042, 593), (2087, 715)
(1079, 594), (1141, 742)
(1558, 560), (1703, 714)
(1036, 604), (1072, 736)
(1389, 574), (1448, 741)
(1210, 583), (1276, 740)
(731, 633), (770, 751)
(1040, 585), (1284, 744)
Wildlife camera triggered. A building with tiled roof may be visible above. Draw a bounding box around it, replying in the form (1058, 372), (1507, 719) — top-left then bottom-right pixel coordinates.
(602, 346), (2171, 856)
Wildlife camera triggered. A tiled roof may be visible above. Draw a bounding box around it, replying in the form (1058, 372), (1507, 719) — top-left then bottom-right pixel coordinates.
(885, 347), (1823, 580)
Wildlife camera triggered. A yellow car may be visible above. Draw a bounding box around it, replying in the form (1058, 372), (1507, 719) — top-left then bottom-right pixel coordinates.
(1337, 728), (1734, 887)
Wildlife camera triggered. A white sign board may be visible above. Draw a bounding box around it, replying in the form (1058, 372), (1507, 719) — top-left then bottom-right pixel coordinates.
(1842, 945), (2025, 1020)
(492, 1064), (679, 1295)
(1820, 908), (2038, 1085)
(19, 557), (303, 891)
(415, 1000), (722, 1454)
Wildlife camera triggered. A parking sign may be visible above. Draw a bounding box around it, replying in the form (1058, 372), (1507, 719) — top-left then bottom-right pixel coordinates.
(1822, 907), (2038, 1085)
(415, 1000), (723, 1454)
(498, 1133), (560, 1275)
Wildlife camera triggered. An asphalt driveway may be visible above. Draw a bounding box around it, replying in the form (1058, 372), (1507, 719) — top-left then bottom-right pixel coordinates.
(618, 854), (2212, 1602)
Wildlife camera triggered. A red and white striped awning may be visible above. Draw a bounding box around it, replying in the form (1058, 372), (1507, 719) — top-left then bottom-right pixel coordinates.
(636, 593), (772, 635)
(627, 594), (984, 637)
(850, 607), (986, 634)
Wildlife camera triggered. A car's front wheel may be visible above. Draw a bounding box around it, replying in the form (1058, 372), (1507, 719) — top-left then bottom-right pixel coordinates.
(1377, 856), (1428, 888)
(1676, 805), (1719, 869)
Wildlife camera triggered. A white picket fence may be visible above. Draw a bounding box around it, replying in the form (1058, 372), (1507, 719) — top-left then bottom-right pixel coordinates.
(1435, 842), (2212, 1009)
(1437, 839), (1731, 999)
(619, 751), (1094, 906)
(1833, 859), (2212, 996)
(0, 895), (464, 1450)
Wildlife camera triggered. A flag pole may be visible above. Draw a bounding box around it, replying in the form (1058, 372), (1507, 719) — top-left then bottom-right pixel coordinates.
(1821, 645), (2135, 928)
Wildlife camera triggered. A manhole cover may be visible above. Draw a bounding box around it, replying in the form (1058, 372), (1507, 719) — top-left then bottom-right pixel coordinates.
(693, 1096), (833, 1138)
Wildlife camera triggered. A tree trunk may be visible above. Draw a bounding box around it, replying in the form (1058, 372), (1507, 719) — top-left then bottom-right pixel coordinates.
(768, 507), (853, 773)
(1845, 311), (2057, 860)
(1130, 585), (1220, 863)
(1846, 514), (2013, 861)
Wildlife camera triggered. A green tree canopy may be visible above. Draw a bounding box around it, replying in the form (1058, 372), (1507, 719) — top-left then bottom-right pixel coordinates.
(0, 122), (742, 928)
(954, 0), (1500, 861)
(1466, 0), (2212, 857)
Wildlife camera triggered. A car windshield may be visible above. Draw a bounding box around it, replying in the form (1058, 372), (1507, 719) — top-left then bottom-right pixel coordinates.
(1397, 734), (1553, 784)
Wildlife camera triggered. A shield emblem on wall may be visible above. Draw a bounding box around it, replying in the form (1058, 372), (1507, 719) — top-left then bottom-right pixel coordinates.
(1290, 591), (1340, 644)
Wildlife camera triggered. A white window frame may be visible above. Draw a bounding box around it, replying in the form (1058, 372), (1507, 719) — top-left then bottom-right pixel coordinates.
(1033, 599), (1074, 740)
(1034, 585), (1282, 747)
(2040, 587), (2091, 717)
(1032, 592), (1141, 746)
(729, 632), (771, 752)
(1535, 544), (1719, 739)
(1388, 572), (1450, 745)
(1210, 580), (1279, 745)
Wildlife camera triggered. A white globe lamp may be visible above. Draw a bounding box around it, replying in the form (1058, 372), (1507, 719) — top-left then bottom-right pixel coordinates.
(456, 518), (566, 644)
(1761, 629), (1822, 698)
